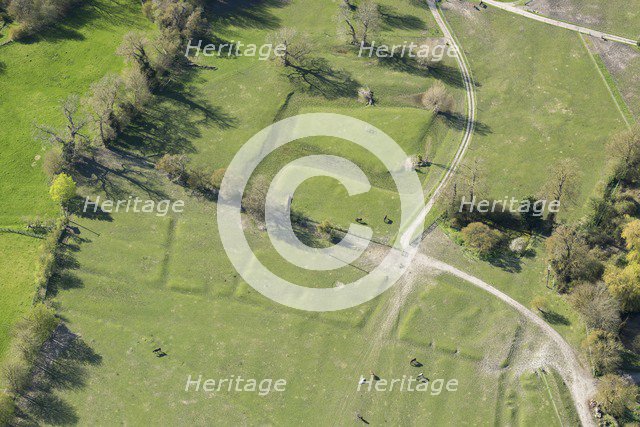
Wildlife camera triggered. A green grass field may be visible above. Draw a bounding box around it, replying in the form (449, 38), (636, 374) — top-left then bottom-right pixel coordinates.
(2, 0), (625, 423)
(445, 3), (628, 221)
(32, 0), (579, 424)
(0, 235), (42, 361)
(0, 0), (151, 368)
(48, 201), (577, 424)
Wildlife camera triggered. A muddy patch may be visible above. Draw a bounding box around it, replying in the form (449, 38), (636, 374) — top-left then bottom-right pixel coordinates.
(589, 35), (640, 118)
(527, 0), (603, 28)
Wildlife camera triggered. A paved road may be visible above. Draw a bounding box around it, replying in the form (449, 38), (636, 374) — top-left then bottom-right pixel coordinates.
(483, 0), (638, 46)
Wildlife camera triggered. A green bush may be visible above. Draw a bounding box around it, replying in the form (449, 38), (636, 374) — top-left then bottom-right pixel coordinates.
(33, 216), (66, 303)
(461, 222), (502, 259)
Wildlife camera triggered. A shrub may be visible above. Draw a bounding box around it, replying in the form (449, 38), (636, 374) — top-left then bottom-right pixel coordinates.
(186, 167), (210, 193)
(622, 219), (640, 262)
(530, 295), (549, 313)
(2, 360), (30, 395)
(509, 236), (528, 255)
(242, 175), (268, 220)
(155, 154), (188, 182)
(0, 392), (15, 425)
(596, 374), (638, 418)
(318, 219), (333, 235)
(604, 263), (640, 313)
(210, 167), (226, 190)
(461, 222), (502, 258)
(357, 87), (374, 105)
(42, 146), (64, 179)
(49, 172), (76, 210)
(33, 216), (66, 302)
(421, 81), (454, 113)
(583, 329), (623, 376)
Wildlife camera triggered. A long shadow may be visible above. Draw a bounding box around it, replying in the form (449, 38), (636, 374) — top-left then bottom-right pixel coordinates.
(116, 85), (237, 156)
(439, 111), (492, 136)
(0, 61), (6, 74)
(430, 62), (479, 88)
(542, 310), (570, 326)
(16, 325), (102, 426)
(378, 4), (427, 30)
(408, 0), (428, 7)
(203, 0), (285, 31)
(287, 57), (360, 99)
(19, 0), (144, 44)
(46, 237), (83, 298)
(376, 54), (481, 91)
(487, 249), (522, 273)
(377, 54), (430, 78)
(74, 153), (169, 201)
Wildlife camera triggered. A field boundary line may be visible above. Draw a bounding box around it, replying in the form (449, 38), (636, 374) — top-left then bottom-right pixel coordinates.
(540, 370), (564, 427)
(578, 33), (632, 129)
(483, 0), (638, 46)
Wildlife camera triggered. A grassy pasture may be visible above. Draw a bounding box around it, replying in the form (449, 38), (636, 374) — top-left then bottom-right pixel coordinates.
(0, 0), (607, 423)
(0, 0), (151, 368)
(445, 4), (628, 221)
(0, 235), (42, 361)
(49, 204), (577, 425)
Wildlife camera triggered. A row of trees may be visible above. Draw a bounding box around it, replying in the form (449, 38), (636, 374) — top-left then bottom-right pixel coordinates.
(0, 305), (60, 424)
(37, 0), (212, 173)
(36, 0), (215, 174)
(542, 126), (640, 421)
(2, 2), (212, 424)
(440, 157), (581, 232)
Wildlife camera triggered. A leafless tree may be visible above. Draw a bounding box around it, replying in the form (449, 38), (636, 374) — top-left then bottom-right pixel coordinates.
(421, 81), (455, 114)
(84, 73), (123, 146)
(35, 95), (89, 166)
(355, 0), (380, 46)
(117, 32), (157, 87)
(606, 125), (640, 181)
(337, 2), (358, 45)
(268, 27), (311, 67)
(570, 282), (620, 333)
(121, 65), (152, 117)
(538, 158), (580, 221)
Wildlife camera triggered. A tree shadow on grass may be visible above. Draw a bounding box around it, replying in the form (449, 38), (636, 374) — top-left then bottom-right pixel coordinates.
(487, 249), (522, 273)
(46, 237), (83, 298)
(376, 56), (478, 91)
(0, 61), (6, 74)
(542, 310), (570, 326)
(19, 0), (144, 44)
(116, 86), (237, 156)
(16, 325), (102, 426)
(377, 55), (430, 78)
(203, 0), (285, 31)
(74, 151), (169, 202)
(439, 111), (492, 136)
(430, 63), (479, 89)
(378, 4), (427, 30)
(287, 58), (360, 99)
